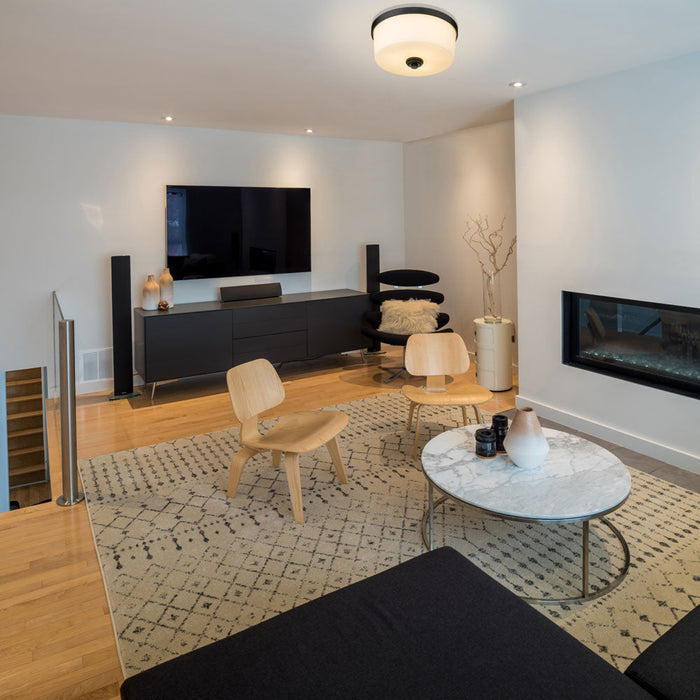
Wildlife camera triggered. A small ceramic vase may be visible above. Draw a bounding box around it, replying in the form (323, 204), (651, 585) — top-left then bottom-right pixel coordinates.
(142, 274), (160, 311)
(474, 428), (497, 458)
(503, 407), (549, 469)
(491, 414), (509, 452)
(159, 267), (174, 308)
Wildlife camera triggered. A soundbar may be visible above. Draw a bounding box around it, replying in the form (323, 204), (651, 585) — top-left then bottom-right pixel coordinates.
(220, 282), (282, 303)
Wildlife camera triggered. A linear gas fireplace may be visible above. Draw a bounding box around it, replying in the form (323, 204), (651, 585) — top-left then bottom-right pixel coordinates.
(563, 292), (700, 399)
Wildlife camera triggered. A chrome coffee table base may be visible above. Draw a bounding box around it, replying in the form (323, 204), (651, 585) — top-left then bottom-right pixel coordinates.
(421, 489), (631, 604)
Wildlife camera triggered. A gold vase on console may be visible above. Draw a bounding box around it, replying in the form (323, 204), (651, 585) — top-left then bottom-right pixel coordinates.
(142, 274), (159, 311)
(159, 267), (174, 308)
(503, 407), (549, 469)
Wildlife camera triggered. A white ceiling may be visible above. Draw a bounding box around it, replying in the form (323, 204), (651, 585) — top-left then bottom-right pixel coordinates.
(3, 1), (700, 143)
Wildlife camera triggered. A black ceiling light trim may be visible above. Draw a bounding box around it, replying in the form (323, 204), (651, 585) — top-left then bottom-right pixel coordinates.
(371, 6), (459, 39)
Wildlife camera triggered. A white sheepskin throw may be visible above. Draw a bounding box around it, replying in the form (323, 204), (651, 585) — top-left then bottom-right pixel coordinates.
(377, 298), (439, 335)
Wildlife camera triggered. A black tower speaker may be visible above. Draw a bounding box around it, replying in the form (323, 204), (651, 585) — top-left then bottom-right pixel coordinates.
(366, 244), (380, 293)
(111, 255), (134, 397)
(365, 244), (381, 352)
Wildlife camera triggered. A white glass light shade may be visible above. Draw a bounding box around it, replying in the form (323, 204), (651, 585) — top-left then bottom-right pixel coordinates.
(373, 11), (457, 77)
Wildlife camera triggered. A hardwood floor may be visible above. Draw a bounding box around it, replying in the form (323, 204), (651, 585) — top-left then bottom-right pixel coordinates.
(0, 349), (517, 699)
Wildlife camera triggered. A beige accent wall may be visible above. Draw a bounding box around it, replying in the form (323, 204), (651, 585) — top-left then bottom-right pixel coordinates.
(515, 51), (700, 472)
(0, 116), (405, 393)
(403, 121), (517, 359)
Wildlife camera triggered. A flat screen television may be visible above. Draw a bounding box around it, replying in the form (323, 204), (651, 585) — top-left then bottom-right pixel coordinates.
(166, 185), (311, 280)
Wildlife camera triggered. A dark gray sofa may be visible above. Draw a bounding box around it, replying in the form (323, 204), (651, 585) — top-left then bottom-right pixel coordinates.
(120, 547), (698, 699)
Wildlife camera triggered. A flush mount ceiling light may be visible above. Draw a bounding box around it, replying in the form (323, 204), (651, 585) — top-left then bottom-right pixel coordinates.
(371, 6), (458, 77)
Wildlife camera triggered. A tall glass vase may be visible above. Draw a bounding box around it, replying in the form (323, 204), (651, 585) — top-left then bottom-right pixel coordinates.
(482, 271), (502, 323)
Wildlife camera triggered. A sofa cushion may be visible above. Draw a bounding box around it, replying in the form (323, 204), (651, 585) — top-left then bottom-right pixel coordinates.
(625, 605), (700, 700)
(121, 547), (652, 700)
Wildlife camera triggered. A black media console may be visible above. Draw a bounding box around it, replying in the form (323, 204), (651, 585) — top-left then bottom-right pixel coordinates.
(133, 289), (370, 385)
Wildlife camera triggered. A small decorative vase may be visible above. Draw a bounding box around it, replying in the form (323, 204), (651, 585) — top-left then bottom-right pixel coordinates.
(503, 407), (549, 469)
(474, 428), (497, 458)
(142, 274), (160, 310)
(482, 270), (502, 323)
(490, 414), (509, 452)
(159, 267), (174, 308)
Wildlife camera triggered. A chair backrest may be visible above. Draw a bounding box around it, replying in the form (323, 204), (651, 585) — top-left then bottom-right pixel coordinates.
(377, 269), (439, 287)
(405, 333), (470, 379)
(226, 359), (285, 424)
(371, 269), (444, 306)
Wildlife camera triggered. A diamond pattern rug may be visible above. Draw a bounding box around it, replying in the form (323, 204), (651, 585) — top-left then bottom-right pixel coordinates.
(79, 392), (700, 676)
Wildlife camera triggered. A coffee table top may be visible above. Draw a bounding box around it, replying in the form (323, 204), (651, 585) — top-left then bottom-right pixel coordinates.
(421, 426), (631, 521)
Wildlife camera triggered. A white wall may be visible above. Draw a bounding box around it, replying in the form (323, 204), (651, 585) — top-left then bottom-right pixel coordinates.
(515, 52), (700, 472)
(0, 116), (405, 392)
(403, 121), (517, 354)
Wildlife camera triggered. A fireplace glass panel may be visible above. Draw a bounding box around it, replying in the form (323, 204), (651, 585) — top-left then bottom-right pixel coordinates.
(563, 292), (700, 398)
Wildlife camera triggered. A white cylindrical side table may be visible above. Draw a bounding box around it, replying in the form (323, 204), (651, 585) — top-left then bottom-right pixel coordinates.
(474, 317), (514, 391)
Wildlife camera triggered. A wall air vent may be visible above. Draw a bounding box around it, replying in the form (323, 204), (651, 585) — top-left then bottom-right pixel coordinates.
(80, 348), (113, 383)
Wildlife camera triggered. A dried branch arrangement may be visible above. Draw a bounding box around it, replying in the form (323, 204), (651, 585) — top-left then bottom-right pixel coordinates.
(462, 215), (516, 275)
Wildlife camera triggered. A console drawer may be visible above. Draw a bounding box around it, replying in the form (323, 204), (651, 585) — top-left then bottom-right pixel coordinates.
(232, 304), (306, 338)
(233, 331), (307, 365)
(142, 310), (233, 382)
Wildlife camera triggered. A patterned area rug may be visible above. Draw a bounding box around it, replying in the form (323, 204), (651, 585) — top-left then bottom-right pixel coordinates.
(79, 392), (700, 676)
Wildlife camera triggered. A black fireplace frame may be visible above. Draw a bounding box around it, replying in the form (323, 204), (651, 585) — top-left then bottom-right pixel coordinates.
(562, 291), (699, 399)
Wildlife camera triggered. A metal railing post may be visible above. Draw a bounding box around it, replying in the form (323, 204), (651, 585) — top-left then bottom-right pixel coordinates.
(56, 319), (84, 506)
(0, 371), (9, 513)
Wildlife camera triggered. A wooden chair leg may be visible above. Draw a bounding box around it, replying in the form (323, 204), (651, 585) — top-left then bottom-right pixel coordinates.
(272, 450), (282, 468)
(473, 405), (484, 423)
(407, 401), (416, 429)
(227, 446), (259, 498)
(412, 404), (424, 459)
(461, 405), (468, 425)
(326, 436), (348, 484)
(283, 452), (304, 525)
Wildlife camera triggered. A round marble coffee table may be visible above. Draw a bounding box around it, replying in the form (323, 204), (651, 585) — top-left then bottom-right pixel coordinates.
(421, 425), (631, 603)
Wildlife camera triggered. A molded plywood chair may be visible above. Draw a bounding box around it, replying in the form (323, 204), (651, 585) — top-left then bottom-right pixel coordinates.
(403, 333), (493, 458)
(226, 359), (349, 524)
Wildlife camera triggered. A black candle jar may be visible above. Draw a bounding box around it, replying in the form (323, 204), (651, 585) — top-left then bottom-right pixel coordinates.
(474, 428), (497, 458)
(491, 414), (509, 452)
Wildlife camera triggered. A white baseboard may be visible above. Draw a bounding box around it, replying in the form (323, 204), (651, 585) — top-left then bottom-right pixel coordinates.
(77, 373), (145, 396)
(77, 378), (115, 395)
(515, 395), (700, 475)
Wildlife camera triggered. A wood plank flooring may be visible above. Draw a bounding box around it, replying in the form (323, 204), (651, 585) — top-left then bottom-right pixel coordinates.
(0, 349), (518, 699)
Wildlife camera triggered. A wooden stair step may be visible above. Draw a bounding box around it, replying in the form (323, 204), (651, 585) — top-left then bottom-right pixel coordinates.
(7, 427), (44, 439)
(6, 393), (43, 404)
(9, 445), (45, 458)
(8, 470), (47, 488)
(6, 378), (43, 388)
(9, 449), (46, 470)
(8, 463), (46, 477)
(5, 368), (42, 382)
(8, 432), (45, 453)
(7, 409), (43, 421)
(6, 378), (44, 400)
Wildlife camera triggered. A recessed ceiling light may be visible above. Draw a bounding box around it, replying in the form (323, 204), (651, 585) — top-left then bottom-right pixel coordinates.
(162, 115), (175, 122)
(509, 81), (526, 88)
(305, 128), (313, 134)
